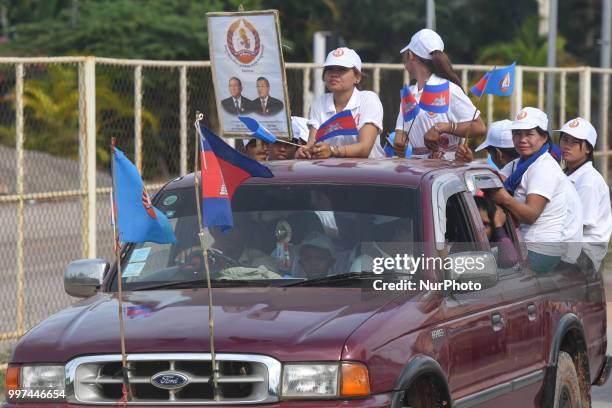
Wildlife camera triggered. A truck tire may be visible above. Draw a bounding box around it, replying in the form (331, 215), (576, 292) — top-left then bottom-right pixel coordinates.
(553, 351), (582, 408)
(403, 375), (445, 408)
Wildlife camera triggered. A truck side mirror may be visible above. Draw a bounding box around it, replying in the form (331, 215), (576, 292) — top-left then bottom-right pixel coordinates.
(64, 259), (109, 298)
(444, 251), (498, 291)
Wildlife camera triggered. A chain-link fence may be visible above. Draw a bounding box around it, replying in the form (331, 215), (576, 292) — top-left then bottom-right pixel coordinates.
(0, 58), (611, 356)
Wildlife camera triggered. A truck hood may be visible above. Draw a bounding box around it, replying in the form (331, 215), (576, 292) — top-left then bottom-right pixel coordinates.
(14, 287), (401, 363)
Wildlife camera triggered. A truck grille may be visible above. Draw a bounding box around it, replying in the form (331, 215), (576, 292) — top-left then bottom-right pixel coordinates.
(65, 353), (281, 405)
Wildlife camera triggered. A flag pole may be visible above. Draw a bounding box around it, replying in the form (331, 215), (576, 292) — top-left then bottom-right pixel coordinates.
(110, 137), (132, 403)
(462, 67), (495, 147)
(405, 118), (417, 144)
(277, 139), (301, 147)
(397, 87), (417, 157)
(193, 113), (221, 401)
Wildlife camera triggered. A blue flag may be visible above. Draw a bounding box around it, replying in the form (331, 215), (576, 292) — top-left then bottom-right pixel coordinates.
(483, 62), (515, 97)
(112, 146), (176, 244)
(238, 116), (277, 144)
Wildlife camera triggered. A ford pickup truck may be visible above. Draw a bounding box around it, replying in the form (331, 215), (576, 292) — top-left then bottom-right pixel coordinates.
(4, 158), (611, 407)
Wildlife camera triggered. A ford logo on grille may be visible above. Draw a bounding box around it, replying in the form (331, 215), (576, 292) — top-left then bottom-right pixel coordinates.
(150, 371), (190, 390)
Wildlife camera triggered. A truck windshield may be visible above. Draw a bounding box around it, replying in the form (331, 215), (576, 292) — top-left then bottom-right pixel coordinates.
(112, 183), (419, 290)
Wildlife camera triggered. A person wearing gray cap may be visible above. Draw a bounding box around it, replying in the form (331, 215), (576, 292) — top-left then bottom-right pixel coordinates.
(558, 117), (612, 270)
(392, 29), (486, 160)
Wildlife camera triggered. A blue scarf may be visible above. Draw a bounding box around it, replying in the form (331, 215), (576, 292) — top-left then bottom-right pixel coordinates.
(503, 143), (550, 196)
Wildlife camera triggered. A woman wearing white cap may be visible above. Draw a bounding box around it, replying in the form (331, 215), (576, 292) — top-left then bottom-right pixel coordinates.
(487, 107), (569, 274)
(392, 28), (486, 160)
(559, 117), (612, 270)
(295, 47), (385, 159)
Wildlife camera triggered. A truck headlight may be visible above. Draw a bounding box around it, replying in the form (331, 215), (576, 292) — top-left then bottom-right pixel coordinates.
(5, 364), (66, 401)
(281, 362), (370, 399)
(21, 365), (65, 389)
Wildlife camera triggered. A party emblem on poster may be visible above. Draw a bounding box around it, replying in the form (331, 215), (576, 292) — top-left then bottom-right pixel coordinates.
(226, 19), (262, 65)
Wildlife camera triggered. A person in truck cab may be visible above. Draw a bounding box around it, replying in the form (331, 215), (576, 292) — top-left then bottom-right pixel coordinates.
(297, 231), (335, 279)
(474, 195), (519, 269)
(210, 218), (278, 273)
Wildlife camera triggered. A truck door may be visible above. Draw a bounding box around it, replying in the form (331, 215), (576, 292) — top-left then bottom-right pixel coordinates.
(463, 170), (546, 406)
(430, 174), (509, 405)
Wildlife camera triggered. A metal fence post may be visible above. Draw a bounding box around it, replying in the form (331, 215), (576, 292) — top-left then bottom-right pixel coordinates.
(537, 72), (545, 111)
(302, 67), (311, 118)
(15, 63), (25, 335)
(511, 66), (523, 118)
(559, 71), (566, 125)
(579, 67), (592, 121)
(180, 66), (187, 176)
(134, 65), (142, 173)
(84, 57), (96, 259)
(373, 67), (381, 96)
(600, 72), (610, 184)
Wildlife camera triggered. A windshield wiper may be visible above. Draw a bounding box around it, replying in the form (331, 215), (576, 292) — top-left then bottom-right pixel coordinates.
(283, 272), (412, 287)
(129, 279), (267, 291)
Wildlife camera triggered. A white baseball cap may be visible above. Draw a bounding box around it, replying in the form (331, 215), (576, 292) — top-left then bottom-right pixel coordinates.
(400, 28), (444, 60)
(324, 47), (362, 72)
(300, 231), (334, 256)
(556, 117), (597, 147)
(291, 116), (310, 143)
(475, 120), (514, 152)
(511, 107), (548, 131)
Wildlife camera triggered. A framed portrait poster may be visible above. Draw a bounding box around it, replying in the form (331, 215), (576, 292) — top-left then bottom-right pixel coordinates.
(207, 10), (292, 139)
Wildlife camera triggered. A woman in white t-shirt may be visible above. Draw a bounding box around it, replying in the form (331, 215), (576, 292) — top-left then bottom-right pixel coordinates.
(559, 117), (612, 270)
(488, 107), (568, 274)
(392, 29), (486, 160)
(295, 47), (385, 159)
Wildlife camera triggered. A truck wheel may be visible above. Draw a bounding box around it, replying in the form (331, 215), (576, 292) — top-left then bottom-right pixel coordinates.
(403, 375), (446, 408)
(553, 351), (582, 408)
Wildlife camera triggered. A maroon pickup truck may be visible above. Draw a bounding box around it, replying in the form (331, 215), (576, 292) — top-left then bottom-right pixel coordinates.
(4, 158), (611, 407)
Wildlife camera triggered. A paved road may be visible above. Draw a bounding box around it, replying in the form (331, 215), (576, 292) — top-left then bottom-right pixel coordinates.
(0, 199), (114, 349)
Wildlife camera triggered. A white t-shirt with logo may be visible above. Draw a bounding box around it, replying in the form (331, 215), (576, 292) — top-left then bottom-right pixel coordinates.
(308, 88), (385, 158)
(561, 177), (583, 263)
(394, 74), (480, 160)
(501, 153), (567, 256)
(567, 161), (612, 268)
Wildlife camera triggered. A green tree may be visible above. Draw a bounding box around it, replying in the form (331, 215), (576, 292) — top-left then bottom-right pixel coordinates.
(0, 0), (262, 60)
(0, 65), (159, 168)
(477, 16), (576, 67)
